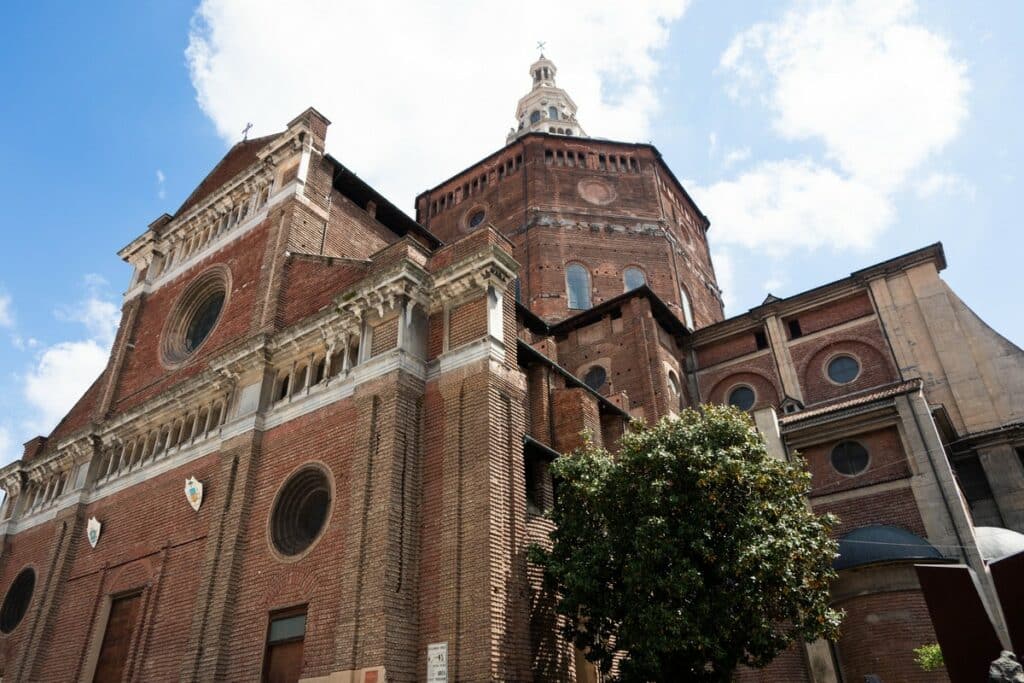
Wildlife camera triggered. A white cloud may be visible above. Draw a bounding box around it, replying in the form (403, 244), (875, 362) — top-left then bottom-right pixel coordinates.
(722, 146), (751, 168)
(20, 275), (120, 436)
(722, 0), (969, 190)
(710, 247), (737, 314)
(186, 0), (690, 211)
(693, 159), (893, 255)
(708, 131), (719, 157)
(23, 340), (109, 434)
(701, 0), (968, 257)
(156, 169), (167, 200)
(0, 425), (14, 468)
(0, 293), (12, 328)
(55, 275), (120, 346)
(10, 335), (39, 351)
(914, 171), (976, 200)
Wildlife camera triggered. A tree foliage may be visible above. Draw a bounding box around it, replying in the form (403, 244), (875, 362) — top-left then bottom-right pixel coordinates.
(530, 405), (842, 682)
(913, 643), (944, 671)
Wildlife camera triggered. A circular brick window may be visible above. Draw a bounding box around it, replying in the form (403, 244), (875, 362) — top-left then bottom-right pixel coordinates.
(161, 267), (229, 366)
(270, 465), (332, 558)
(0, 568), (35, 633)
(728, 385), (755, 411)
(830, 441), (869, 476)
(827, 355), (860, 384)
(468, 210), (486, 228)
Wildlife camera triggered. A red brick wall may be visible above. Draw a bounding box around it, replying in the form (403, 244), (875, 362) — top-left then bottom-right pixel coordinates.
(801, 427), (912, 498)
(814, 487), (927, 538)
(448, 296), (488, 349)
(221, 399), (359, 681)
(834, 590), (948, 682)
(784, 292), (874, 338)
(789, 319), (899, 405)
(112, 221), (272, 413)
(700, 353), (783, 410)
(418, 136), (722, 327)
(696, 329), (762, 368)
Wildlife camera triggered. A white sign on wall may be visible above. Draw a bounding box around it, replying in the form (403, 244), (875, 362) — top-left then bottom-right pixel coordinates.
(427, 642), (448, 683)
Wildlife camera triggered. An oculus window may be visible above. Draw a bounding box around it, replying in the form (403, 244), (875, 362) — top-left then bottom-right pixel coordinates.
(468, 210), (486, 228)
(728, 386), (755, 411)
(830, 441), (869, 475)
(0, 568), (34, 633)
(271, 466), (332, 558)
(161, 267), (229, 366)
(827, 355), (860, 384)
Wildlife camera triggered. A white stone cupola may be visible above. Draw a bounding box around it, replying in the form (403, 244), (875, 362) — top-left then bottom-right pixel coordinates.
(507, 55), (587, 143)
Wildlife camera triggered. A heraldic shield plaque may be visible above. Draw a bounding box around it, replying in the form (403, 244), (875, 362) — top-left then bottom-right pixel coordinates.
(87, 517), (102, 548)
(185, 477), (203, 512)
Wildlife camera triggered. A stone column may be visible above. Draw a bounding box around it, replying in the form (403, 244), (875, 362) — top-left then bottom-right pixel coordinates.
(978, 443), (1024, 533)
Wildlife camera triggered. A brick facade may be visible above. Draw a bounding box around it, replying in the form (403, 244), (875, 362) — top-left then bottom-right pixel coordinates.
(0, 96), (1018, 683)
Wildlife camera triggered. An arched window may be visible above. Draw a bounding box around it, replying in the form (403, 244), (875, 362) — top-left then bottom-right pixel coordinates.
(530, 110), (541, 124)
(548, 106), (558, 120)
(680, 286), (695, 329)
(583, 366), (607, 391)
(565, 264), (592, 310)
(624, 267), (646, 291)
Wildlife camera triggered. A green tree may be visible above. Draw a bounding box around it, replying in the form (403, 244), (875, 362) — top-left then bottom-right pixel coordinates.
(531, 405), (842, 682)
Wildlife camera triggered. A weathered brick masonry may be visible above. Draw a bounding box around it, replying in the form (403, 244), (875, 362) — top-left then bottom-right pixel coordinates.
(0, 57), (1022, 683)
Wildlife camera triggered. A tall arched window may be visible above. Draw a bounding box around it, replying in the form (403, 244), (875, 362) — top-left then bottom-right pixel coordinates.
(530, 110), (541, 124)
(566, 264), (592, 310)
(680, 286), (695, 329)
(548, 106), (558, 120)
(623, 267), (646, 291)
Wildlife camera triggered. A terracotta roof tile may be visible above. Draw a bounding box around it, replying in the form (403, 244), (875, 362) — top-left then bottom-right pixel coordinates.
(779, 378), (922, 425)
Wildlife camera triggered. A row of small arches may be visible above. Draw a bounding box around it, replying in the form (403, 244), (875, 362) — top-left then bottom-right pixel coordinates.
(428, 154), (523, 218)
(273, 337), (362, 404)
(97, 399), (229, 484)
(543, 148), (639, 173)
(147, 183), (272, 281)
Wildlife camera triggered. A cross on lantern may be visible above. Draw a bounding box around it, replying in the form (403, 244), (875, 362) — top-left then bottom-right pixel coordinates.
(242, 122), (253, 141)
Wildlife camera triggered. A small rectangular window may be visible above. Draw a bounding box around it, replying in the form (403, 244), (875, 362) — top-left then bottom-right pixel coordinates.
(545, 149), (553, 165)
(754, 330), (769, 350)
(598, 154), (607, 170)
(788, 320), (803, 339)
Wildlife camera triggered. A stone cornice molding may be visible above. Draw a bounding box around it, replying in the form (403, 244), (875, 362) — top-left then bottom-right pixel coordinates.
(429, 244), (518, 312)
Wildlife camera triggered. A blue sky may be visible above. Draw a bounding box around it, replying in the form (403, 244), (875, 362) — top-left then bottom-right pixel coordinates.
(0, 0), (1020, 463)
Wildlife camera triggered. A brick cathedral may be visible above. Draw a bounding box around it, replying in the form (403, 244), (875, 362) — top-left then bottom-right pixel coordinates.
(0, 56), (1022, 682)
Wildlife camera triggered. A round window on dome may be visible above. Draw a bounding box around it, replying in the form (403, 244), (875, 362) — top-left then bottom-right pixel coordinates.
(0, 568), (35, 634)
(583, 366), (607, 392)
(468, 210), (486, 228)
(728, 386), (755, 411)
(830, 441), (869, 476)
(270, 465), (332, 558)
(827, 355), (860, 384)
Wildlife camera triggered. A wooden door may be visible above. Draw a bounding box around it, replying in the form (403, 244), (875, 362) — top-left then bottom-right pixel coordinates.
(263, 639), (305, 683)
(92, 592), (142, 682)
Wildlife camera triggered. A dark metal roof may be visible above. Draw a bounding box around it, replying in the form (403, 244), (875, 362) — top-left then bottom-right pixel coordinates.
(835, 525), (944, 571)
(325, 153), (442, 249)
(517, 285), (690, 340)
(516, 340), (631, 421)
